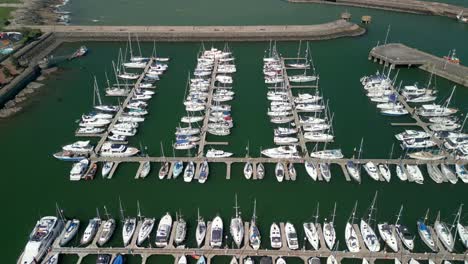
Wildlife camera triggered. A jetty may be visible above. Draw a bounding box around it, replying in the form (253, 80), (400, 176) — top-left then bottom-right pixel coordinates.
(369, 43), (468, 87)
(287, 0), (468, 19)
(38, 219), (467, 264)
(16, 20), (366, 41)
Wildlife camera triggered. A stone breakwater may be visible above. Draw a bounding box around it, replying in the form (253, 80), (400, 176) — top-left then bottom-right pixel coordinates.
(23, 20), (366, 41)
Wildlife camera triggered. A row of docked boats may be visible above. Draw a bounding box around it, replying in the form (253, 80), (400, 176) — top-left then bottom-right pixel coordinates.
(19, 200), (468, 264)
(172, 45), (236, 153)
(360, 69), (467, 160)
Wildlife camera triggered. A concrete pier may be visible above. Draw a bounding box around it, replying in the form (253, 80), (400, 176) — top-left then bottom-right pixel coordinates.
(369, 43), (468, 87)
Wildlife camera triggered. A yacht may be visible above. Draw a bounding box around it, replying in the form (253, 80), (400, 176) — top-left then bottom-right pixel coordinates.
(275, 163), (285, 182)
(270, 222), (282, 249)
(377, 222), (398, 252)
(457, 222), (468, 249)
(198, 160), (209, 184)
(288, 163), (296, 180)
(364, 162), (379, 181)
(304, 132), (333, 142)
(183, 161), (195, 182)
(346, 161), (361, 183)
(155, 213), (173, 247)
(172, 161), (184, 178)
(100, 143), (139, 157)
(62, 140), (94, 153)
(80, 217), (101, 245)
(262, 145), (300, 159)
(249, 200), (261, 250)
(101, 162), (113, 178)
(19, 216), (64, 264)
(230, 195), (244, 248)
(345, 202), (360, 252)
(395, 224), (414, 251)
(285, 222), (299, 250)
(174, 214), (187, 245)
(303, 221), (319, 250)
(418, 104), (458, 117)
(210, 216), (223, 248)
(196, 209), (206, 247)
(159, 162), (169, 180)
(289, 75), (318, 83)
(309, 149), (343, 159)
(395, 130), (430, 141)
(434, 213), (454, 252)
(206, 148), (233, 158)
(360, 193), (380, 252)
(70, 159), (89, 181)
(305, 161), (318, 181)
(137, 217), (155, 246)
(59, 219), (80, 246)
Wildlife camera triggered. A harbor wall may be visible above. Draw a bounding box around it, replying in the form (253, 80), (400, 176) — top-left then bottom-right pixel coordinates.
(287, 0), (468, 18)
(23, 20), (367, 41)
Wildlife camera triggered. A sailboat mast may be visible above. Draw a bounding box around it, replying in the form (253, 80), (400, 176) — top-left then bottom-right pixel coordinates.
(253, 199), (257, 222)
(128, 33), (134, 59)
(96, 207), (101, 219)
(119, 197), (125, 220)
(94, 76), (103, 106)
(368, 191), (378, 222)
(314, 202), (320, 224)
(331, 202), (337, 223)
(423, 208), (430, 224)
(395, 205), (403, 225)
(234, 193), (239, 218)
(351, 201), (358, 224)
(137, 200), (142, 220)
(136, 34), (142, 57)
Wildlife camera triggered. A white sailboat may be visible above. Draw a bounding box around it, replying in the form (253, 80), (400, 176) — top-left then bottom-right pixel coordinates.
(417, 209), (437, 252)
(120, 198), (136, 247)
(230, 194), (244, 248)
(394, 205), (414, 251)
(360, 192), (381, 252)
(249, 199), (261, 250)
(304, 202), (320, 250)
(434, 211), (455, 252)
(323, 202), (337, 250)
(136, 201), (155, 246)
(196, 208), (207, 248)
(345, 201), (360, 252)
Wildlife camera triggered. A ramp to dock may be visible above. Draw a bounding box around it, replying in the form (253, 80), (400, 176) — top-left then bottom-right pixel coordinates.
(369, 43), (468, 87)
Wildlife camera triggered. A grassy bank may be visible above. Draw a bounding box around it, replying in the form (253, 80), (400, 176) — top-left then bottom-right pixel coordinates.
(0, 7), (14, 30)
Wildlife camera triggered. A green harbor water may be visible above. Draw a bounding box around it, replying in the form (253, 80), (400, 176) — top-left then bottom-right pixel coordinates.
(1, 1), (468, 263)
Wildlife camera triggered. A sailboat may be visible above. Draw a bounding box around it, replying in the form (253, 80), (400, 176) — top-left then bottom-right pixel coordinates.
(346, 138), (363, 183)
(97, 206), (116, 246)
(377, 220), (398, 252)
(303, 202), (320, 250)
(120, 198), (136, 247)
(257, 162), (265, 180)
(93, 76), (119, 112)
(417, 209), (437, 252)
(326, 241), (339, 264)
(244, 142), (253, 180)
(249, 199), (261, 250)
(230, 194), (244, 248)
(323, 202), (337, 250)
(456, 204), (467, 249)
(80, 208), (101, 245)
(196, 208), (207, 247)
(394, 205), (414, 251)
(136, 201), (155, 246)
(183, 161), (195, 182)
(360, 192), (381, 252)
(159, 142), (169, 180)
(305, 161), (318, 181)
(345, 201), (360, 252)
(434, 211), (455, 252)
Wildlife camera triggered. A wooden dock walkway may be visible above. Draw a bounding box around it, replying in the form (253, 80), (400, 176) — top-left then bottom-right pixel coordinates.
(197, 59), (219, 157)
(369, 43), (468, 87)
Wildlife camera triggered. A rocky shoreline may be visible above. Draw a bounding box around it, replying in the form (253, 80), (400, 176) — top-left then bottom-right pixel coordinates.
(9, 0), (65, 27)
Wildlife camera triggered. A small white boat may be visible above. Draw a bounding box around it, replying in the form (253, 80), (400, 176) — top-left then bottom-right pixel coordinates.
(244, 162), (253, 180)
(210, 216), (223, 248)
(285, 222), (299, 250)
(275, 163), (285, 182)
(378, 163), (391, 182)
(396, 164), (408, 181)
(405, 164), (424, 184)
(364, 162), (379, 181)
(319, 163), (331, 182)
(310, 149), (343, 159)
(183, 161), (195, 182)
(270, 222), (282, 248)
(196, 209), (206, 247)
(305, 161), (318, 181)
(206, 148), (233, 158)
(137, 218), (156, 246)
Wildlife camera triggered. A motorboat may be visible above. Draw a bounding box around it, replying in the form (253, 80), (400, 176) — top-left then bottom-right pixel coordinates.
(303, 123), (331, 132)
(418, 104), (458, 117)
(381, 108), (409, 116)
(53, 151), (88, 162)
(173, 140), (196, 150)
(43, 254), (59, 264)
(100, 143), (139, 157)
(19, 216), (64, 264)
(377, 222), (398, 252)
(262, 145), (300, 159)
(289, 75), (318, 83)
(206, 148), (233, 158)
(137, 218), (155, 246)
(198, 160), (210, 184)
(304, 132), (333, 142)
(275, 163), (285, 182)
(96, 254), (111, 264)
(364, 162), (379, 181)
(210, 216), (223, 248)
(395, 130), (430, 141)
(70, 159), (89, 181)
(80, 217), (101, 245)
(408, 151), (445, 161)
(326, 256), (337, 264)
(181, 116), (204, 123)
(62, 140), (94, 153)
(112, 254), (124, 264)
(274, 127), (297, 136)
(285, 222), (299, 250)
(244, 162), (253, 180)
(178, 256), (187, 264)
(270, 222), (282, 249)
(172, 161), (184, 178)
(155, 213), (173, 247)
(59, 219), (80, 246)
(101, 162), (114, 178)
(183, 161), (195, 182)
(305, 161), (318, 181)
(230, 195), (244, 248)
(274, 136), (299, 145)
(276, 257), (287, 264)
(309, 149), (343, 159)
(76, 126), (105, 135)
